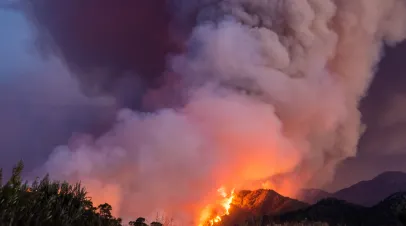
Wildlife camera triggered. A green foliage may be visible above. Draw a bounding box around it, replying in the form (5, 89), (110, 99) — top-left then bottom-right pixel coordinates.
(0, 162), (162, 226)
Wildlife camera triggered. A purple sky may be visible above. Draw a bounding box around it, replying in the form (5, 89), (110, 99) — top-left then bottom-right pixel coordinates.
(0, 8), (116, 172)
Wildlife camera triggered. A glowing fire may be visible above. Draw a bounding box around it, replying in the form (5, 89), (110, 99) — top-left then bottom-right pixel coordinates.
(199, 187), (235, 226)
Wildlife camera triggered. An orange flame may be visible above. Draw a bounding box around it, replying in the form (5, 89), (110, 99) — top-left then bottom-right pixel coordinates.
(199, 187), (235, 226)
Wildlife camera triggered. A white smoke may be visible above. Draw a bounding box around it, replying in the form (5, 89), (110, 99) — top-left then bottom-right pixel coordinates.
(40, 0), (406, 224)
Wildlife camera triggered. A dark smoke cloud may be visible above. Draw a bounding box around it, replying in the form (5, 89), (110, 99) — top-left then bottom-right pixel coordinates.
(23, 0), (181, 108)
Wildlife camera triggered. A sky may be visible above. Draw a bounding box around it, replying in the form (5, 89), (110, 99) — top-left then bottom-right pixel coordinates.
(0, 8), (116, 172)
(1, 5), (406, 192)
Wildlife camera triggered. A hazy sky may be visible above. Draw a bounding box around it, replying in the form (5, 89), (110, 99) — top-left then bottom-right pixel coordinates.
(0, 9), (115, 172)
(1, 6), (406, 192)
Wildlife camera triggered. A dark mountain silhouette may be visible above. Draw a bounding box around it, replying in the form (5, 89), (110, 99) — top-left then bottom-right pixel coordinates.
(370, 192), (406, 224)
(226, 190), (406, 226)
(225, 176), (406, 226)
(298, 171), (406, 206)
(297, 189), (332, 204)
(273, 198), (368, 226)
(333, 171), (406, 206)
(269, 192), (406, 226)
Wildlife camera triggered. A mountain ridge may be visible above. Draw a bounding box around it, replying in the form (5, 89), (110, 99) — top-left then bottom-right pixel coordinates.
(221, 189), (406, 226)
(221, 189), (309, 225)
(269, 192), (406, 226)
(223, 172), (406, 225)
(298, 171), (406, 206)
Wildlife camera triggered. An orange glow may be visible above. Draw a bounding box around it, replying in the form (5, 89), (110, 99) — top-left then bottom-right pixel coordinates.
(199, 187), (235, 226)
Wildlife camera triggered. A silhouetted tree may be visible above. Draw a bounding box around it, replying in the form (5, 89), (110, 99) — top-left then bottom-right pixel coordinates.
(129, 217), (148, 226)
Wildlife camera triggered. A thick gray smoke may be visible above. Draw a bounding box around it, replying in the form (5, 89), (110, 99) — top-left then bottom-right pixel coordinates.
(38, 0), (406, 224)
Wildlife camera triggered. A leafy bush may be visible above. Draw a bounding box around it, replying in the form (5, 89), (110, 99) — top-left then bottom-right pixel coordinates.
(0, 161), (161, 226)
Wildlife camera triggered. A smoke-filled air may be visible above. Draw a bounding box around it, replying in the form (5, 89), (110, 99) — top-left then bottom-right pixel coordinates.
(32, 0), (406, 225)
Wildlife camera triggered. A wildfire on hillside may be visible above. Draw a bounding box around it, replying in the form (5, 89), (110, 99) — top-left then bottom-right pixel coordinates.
(199, 187), (235, 226)
(196, 183), (310, 226)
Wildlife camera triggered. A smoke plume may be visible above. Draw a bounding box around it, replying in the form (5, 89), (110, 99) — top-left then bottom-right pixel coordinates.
(26, 0), (406, 224)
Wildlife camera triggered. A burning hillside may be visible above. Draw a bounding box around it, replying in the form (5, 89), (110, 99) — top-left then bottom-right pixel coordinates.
(20, 0), (406, 224)
(219, 189), (308, 226)
(199, 187), (235, 226)
(199, 188), (406, 226)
